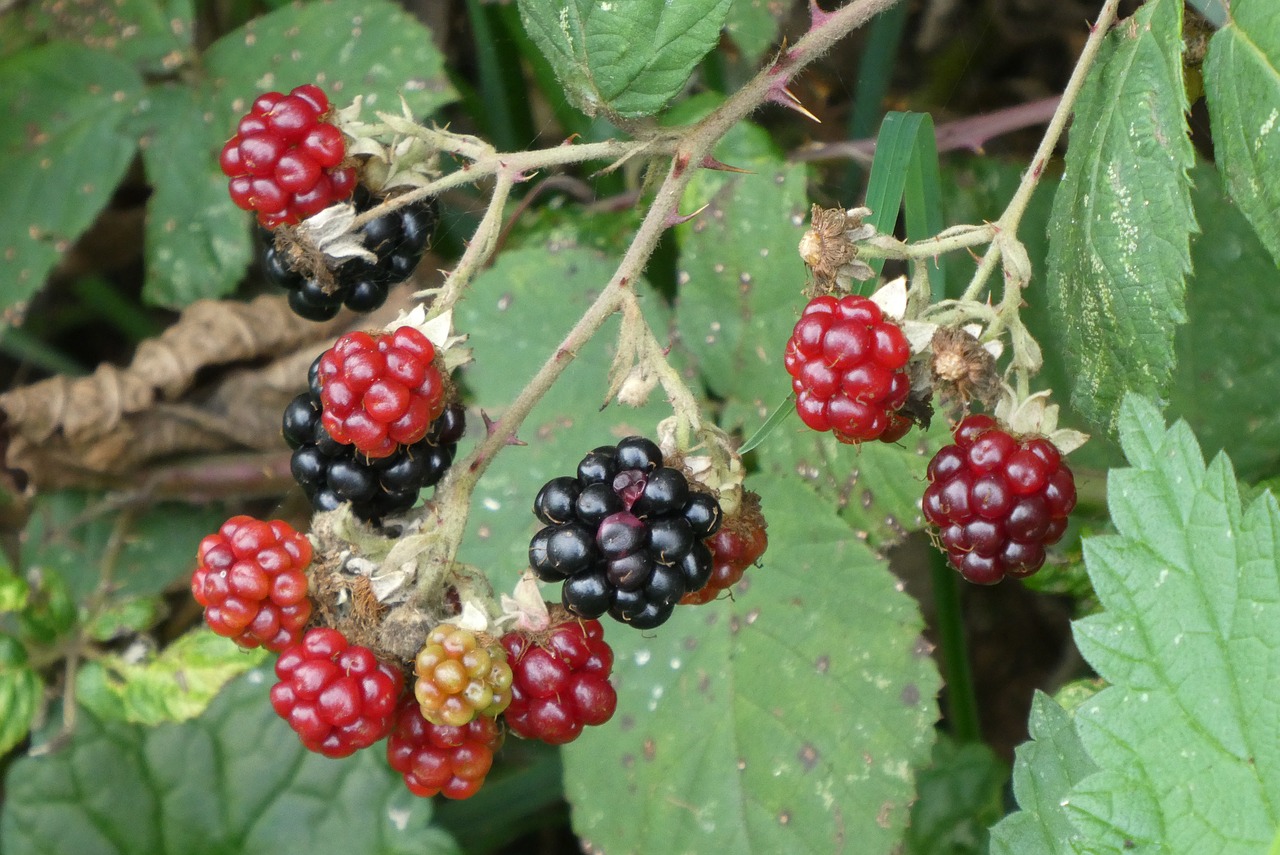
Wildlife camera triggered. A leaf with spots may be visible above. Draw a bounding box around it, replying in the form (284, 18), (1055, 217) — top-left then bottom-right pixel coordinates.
(563, 474), (939, 854)
(1203, 0), (1280, 267)
(0, 669), (460, 855)
(131, 85), (253, 308)
(1007, 396), (1280, 852)
(0, 43), (143, 319)
(987, 692), (1097, 855)
(20, 0), (195, 74)
(1045, 0), (1197, 433)
(516, 0), (732, 118)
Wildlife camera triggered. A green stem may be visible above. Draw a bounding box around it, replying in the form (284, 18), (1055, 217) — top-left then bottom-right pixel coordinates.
(929, 550), (981, 743)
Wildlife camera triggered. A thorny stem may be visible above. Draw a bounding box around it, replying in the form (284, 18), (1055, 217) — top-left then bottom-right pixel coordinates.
(428, 171), (515, 313)
(424, 0), (906, 566)
(959, 0), (1122, 304)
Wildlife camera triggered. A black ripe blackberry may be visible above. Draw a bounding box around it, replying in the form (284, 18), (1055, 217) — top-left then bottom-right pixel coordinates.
(283, 388), (464, 523)
(263, 186), (440, 321)
(528, 436), (722, 630)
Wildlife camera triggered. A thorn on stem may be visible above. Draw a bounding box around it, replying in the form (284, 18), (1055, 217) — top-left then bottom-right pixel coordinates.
(699, 155), (753, 174)
(673, 151), (691, 178)
(766, 84), (821, 123)
(808, 0), (836, 28)
(664, 204), (710, 229)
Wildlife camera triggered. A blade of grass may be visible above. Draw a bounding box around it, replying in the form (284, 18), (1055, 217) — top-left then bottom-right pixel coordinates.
(901, 115), (947, 299)
(465, 0), (538, 152)
(71, 277), (165, 342)
(738, 392), (795, 455)
(843, 1), (910, 196)
(0, 327), (86, 376)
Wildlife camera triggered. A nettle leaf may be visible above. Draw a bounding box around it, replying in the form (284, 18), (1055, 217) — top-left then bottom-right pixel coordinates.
(905, 736), (1007, 855)
(1203, 0), (1280, 267)
(1170, 164), (1280, 481)
(454, 244), (672, 587)
(564, 474), (938, 854)
(516, 0), (732, 118)
(988, 692), (1099, 855)
(76, 628), (268, 725)
(0, 670), (460, 855)
(1061, 396), (1280, 851)
(20, 492), (233, 604)
(0, 634), (41, 756)
(0, 43), (143, 317)
(1046, 0), (1197, 433)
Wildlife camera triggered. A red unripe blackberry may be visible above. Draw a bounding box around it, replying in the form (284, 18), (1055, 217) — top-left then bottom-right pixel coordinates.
(784, 294), (912, 443)
(500, 617), (617, 745)
(386, 696), (503, 799)
(922, 415), (1077, 584)
(269, 627), (404, 758)
(220, 83), (356, 227)
(191, 515), (312, 651)
(680, 491), (768, 605)
(317, 326), (447, 458)
(413, 624), (514, 727)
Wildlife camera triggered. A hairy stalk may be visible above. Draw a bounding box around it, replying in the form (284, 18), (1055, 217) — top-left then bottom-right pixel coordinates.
(427, 171), (515, 314)
(424, 0), (906, 567)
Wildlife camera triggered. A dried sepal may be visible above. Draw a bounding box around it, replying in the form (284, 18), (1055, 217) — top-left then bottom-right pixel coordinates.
(994, 389), (1088, 455)
(930, 326), (1001, 409)
(798, 204), (876, 286)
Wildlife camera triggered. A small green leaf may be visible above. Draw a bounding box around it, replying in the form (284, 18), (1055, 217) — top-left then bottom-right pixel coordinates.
(516, 0), (732, 118)
(906, 737), (1007, 855)
(1060, 396), (1280, 851)
(130, 85), (253, 307)
(565, 474), (939, 854)
(76, 628), (268, 725)
(988, 692), (1099, 855)
(17, 568), (77, 645)
(1203, 0), (1280, 266)
(0, 552), (29, 614)
(724, 0), (785, 64)
(1046, 0), (1197, 432)
(83, 596), (162, 642)
(0, 44), (143, 316)
(1, 670), (460, 855)
(0, 634), (42, 755)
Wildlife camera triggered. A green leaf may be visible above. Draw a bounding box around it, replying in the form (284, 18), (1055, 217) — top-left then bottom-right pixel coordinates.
(21, 0), (195, 73)
(724, 0), (785, 65)
(84, 595), (162, 642)
(1061, 396), (1280, 851)
(988, 692), (1099, 855)
(1203, 0), (1280, 267)
(1046, 0), (1197, 432)
(130, 85), (253, 307)
(203, 0), (456, 119)
(1, 669), (460, 855)
(0, 634), (41, 756)
(516, 0), (732, 118)
(0, 551), (29, 614)
(0, 44), (143, 317)
(76, 628), (268, 725)
(564, 474), (938, 854)
(1169, 164), (1280, 481)
(905, 736), (1007, 855)
(20, 492), (233, 604)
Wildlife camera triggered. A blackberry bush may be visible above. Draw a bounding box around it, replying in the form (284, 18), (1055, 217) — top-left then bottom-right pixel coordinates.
(528, 436), (722, 629)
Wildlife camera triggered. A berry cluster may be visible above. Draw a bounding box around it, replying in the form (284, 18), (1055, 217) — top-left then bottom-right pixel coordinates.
(317, 327), (447, 458)
(529, 437), (722, 629)
(784, 294), (912, 443)
(263, 187), (440, 321)
(284, 376), (464, 522)
(413, 623), (514, 727)
(191, 515), (312, 651)
(220, 84), (356, 229)
(386, 697), (504, 799)
(501, 617), (617, 745)
(680, 493), (769, 606)
(923, 414), (1076, 584)
(269, 627), (404, 758)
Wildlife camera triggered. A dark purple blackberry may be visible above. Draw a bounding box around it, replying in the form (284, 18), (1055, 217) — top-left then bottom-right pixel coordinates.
(283, 389), (464, 523)
(262, 188), (439, 321)
(528, 437), (722, 630)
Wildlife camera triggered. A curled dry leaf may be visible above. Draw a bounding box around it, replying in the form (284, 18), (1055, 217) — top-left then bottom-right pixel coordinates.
(0, 295), (346, 491)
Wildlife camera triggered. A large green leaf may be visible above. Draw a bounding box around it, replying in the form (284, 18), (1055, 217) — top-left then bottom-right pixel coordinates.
(20, 0), (195, 73)
(0, 44), (143, 317)
(0, 634), (41, 756)
(1062, 397), (1280, 850)
(905, 736), (1006, 855)
(1046, 0), (1197, 432)
(516, 0), (732, 118)
(0, 670), (459, 855)
(988, 692), (1099, 855)
(1169, 164), (1280, 481)
(564, 474), (938, 854)
(132, 85), (253, 308)
(1203, 0), (1280, 267)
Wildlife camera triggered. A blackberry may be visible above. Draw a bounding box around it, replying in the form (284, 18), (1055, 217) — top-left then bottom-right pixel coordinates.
(262, 186), (440, 319)
(283, 381), (464, 523)
(529, 436), (722, 630)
